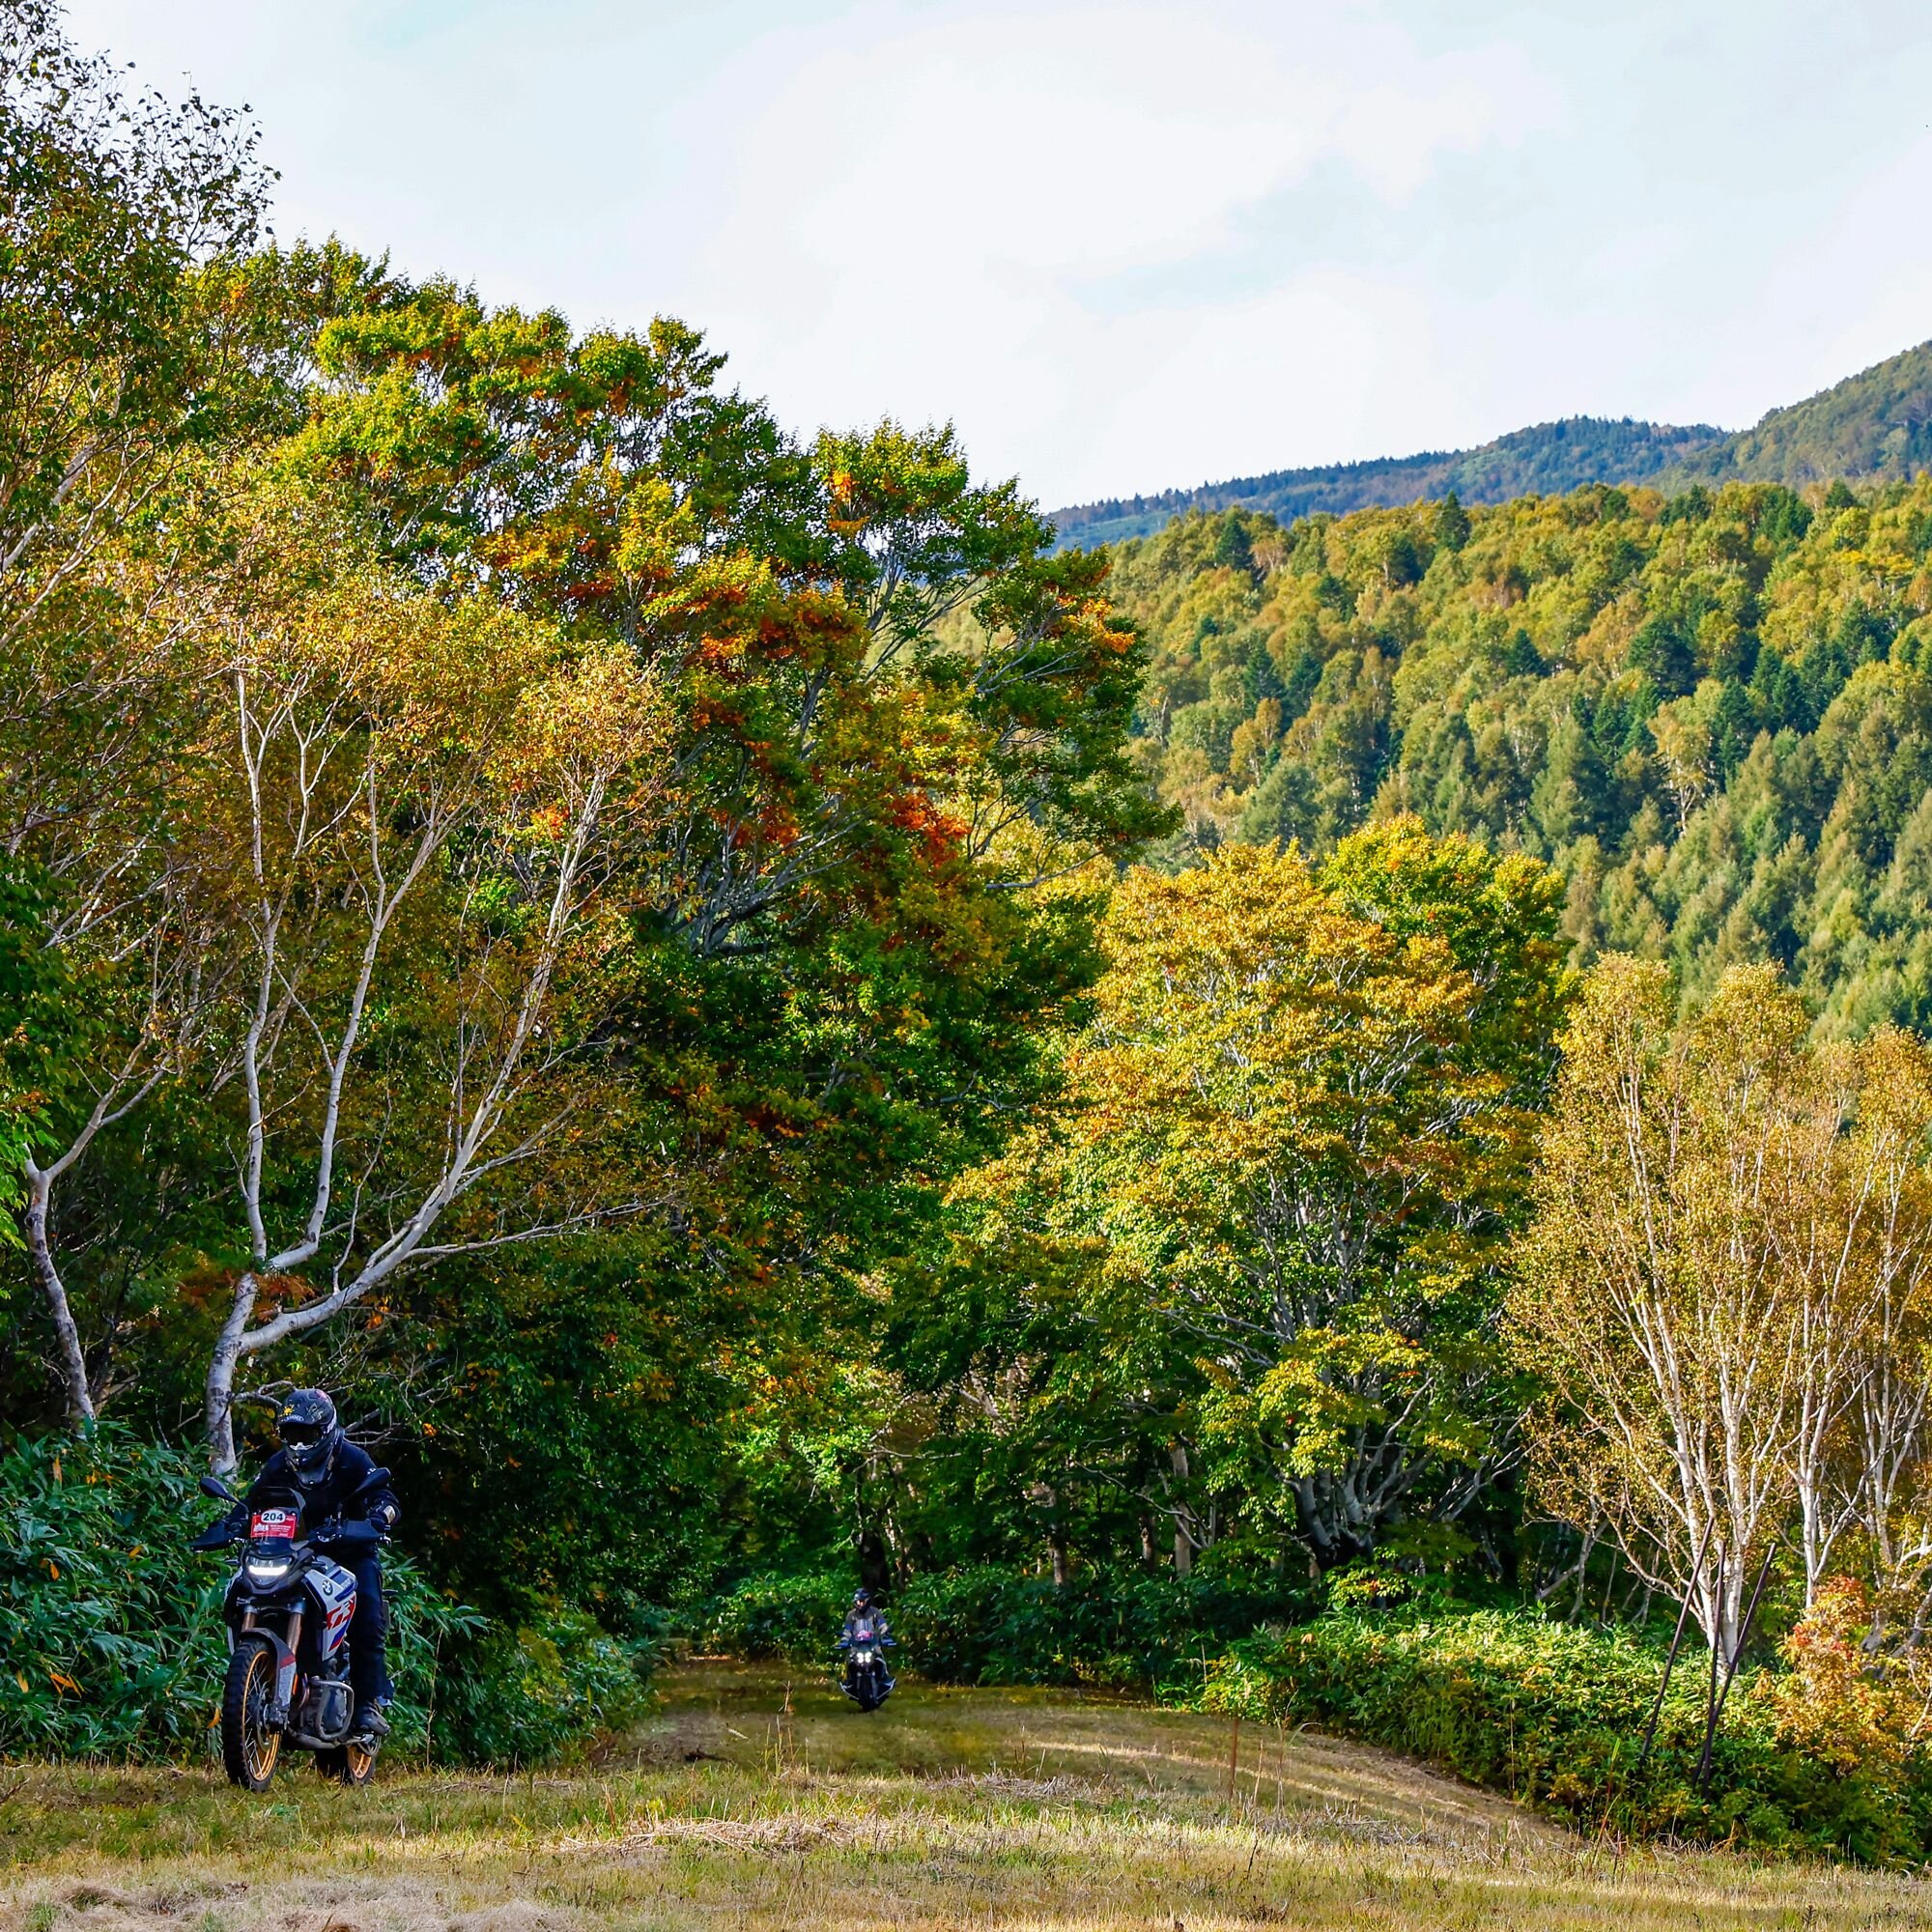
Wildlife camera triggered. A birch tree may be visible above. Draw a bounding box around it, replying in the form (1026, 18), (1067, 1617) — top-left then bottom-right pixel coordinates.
(1832, 1030), (1932, 1627)
(18, 869), (226, 1423)
(15, 485), (673, 1461)
(1513, 960), (1932, 1653)
(186, 517), (672, 1468)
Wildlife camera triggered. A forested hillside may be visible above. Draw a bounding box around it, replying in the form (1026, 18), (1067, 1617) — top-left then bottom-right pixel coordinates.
(1108, 478), (1932, 1034)
(1052, 418), (1723, 547)
(1662, 340), (1932, 491)
(1055, 338), (1932, 547)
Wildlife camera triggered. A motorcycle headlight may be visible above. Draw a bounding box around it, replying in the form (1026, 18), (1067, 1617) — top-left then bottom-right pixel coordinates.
(244, 1557), (293, 1585)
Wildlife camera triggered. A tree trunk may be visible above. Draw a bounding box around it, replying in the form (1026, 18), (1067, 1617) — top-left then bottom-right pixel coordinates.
(1690, 1544), (1747, 1660)
(855, 1524), (892, 1600)
(1171, 1443), (1193, 1577)
(204, 1272), (259, 1474)
(1571, 1528), (1596, 1621)
(23, 1163), (95, 1427)
(1035, 1483), (1068, 1586)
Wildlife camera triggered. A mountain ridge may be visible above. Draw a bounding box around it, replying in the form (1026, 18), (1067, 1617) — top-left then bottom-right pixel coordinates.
(1054, 339), (1932, 547)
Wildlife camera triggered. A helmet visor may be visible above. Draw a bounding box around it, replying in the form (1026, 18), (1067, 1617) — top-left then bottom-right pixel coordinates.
(279, 1418), (327, 1447)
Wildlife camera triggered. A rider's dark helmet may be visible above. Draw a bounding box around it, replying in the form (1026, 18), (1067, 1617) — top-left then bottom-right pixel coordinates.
(275, 1388), (340, 1482)
(852, 1590), (871, 1610)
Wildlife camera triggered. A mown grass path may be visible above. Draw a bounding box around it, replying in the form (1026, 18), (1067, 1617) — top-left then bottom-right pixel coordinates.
(3, 1662), (1927, 1930)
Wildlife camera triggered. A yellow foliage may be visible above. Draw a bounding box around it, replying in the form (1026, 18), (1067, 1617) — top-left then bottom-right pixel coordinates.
(1758, 1577), (1917, 1772)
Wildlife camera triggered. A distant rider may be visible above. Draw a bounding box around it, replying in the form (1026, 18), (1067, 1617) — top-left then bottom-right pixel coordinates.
(192, 1388), (399, 1743)
(831, 1592), (889, 1654)
(839, 1589), (893, 1647)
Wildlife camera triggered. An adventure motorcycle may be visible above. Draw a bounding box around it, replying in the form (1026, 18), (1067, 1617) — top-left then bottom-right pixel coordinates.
(193, 1466), (391, 1789)
(838, 1616), (896, 1712)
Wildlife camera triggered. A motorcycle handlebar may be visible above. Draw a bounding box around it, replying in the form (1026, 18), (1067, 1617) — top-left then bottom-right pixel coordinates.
(315, 1518), (383, 1550)
(186, 1516), (386, 1553)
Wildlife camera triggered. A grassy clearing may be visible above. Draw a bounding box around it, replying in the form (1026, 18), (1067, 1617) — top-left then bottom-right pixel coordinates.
(3, 1663), (1927, 1931)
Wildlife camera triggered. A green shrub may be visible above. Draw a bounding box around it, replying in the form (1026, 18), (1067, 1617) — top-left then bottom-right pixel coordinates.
(427, 1609), (654, 1767)
(1207, 1606), (1932, 1864)
(696, 1570), (855, 1663)
(1, 1427), (227, 1757)
(0, 1425), (641, 1767)
(895, 1564), (1316, 1693)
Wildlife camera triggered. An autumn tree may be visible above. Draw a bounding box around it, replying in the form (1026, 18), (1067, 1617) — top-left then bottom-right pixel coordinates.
(16, 479), (675, 1462)
(1789, 1028), (1932, 1624)
(0, 0), (267, 860)
(290, 293), (1166, 947)
(1512, 959), (1932, 1654)
(905, 822), (1567, 1576)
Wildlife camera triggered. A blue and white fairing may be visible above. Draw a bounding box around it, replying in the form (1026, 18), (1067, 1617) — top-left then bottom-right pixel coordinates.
(303, 1556), (357, 1661)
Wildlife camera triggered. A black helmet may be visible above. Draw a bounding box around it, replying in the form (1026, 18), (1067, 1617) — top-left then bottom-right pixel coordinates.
(275, 1388), (340, 1482)
(852, 1590), (870, 1610)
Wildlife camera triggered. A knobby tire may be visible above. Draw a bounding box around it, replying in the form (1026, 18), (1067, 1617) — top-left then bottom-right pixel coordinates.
(221, 1634), (282, 1791)
(315, 1740), (378, 1785)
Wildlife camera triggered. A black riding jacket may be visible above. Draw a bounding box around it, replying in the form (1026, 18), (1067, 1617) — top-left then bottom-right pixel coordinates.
(206, 1439), (399, 1545)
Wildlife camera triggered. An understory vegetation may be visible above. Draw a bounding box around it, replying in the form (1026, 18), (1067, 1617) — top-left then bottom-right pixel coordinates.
(0, 1427), (651, 1765)
(12, 0), (1932, 1865)
(1210, 1598), (1932, 1864)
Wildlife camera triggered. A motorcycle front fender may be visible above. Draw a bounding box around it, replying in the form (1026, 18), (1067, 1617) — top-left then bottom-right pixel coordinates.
(254, 1628), (298, 1722)
(230, 1605), (300, 1724)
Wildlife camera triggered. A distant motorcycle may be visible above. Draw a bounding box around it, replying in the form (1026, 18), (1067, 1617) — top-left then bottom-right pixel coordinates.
(192, 1467), (392, 1788)
(838, 1614), (896, 1712)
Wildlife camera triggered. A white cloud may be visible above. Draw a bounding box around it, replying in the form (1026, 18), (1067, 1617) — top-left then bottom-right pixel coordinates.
(668, 1), (1553, 492)
(51, 0), (1932, 507)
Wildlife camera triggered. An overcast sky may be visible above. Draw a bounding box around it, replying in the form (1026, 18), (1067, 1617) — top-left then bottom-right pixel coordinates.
(64, 0), (1932, 508)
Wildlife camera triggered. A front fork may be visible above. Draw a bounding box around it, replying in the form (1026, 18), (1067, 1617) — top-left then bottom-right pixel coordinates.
(240, 1608), (304, 1727)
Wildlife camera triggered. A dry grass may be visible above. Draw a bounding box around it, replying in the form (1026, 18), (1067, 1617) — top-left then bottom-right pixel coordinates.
(2, 1662), (1927, 1930)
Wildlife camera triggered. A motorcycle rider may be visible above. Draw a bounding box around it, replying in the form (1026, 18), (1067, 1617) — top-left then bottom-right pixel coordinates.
(192, 1389), (399, 1743)
(840, 1588), (890, 1647)
(837, 1589), (896, 1703)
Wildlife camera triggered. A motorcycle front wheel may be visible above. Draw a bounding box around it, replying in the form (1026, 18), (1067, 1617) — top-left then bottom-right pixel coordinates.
(221, 1634), (282, 1790)
(316, 1741), (378, 1785)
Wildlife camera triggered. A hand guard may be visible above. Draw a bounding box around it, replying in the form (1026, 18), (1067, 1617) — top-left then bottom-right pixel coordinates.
(189, 1520), (238, 1551)
(316, 1516), (381, 1551)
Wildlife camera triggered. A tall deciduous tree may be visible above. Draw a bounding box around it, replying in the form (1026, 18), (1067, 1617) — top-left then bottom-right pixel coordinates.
(1513, 958), (1932, 1653)
(914, 822), (1566, 1574)
(20, 481), (675, 1461)
(292, 293), (1166, 944)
